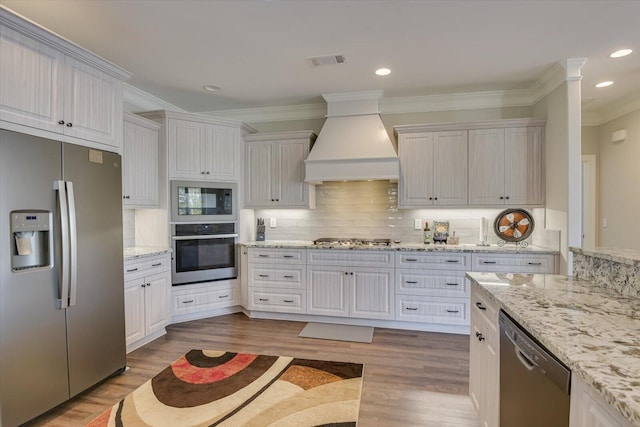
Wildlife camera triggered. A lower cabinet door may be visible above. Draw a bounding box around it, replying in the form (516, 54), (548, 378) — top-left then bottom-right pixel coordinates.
(124, 278), (146, 347)
(351, 268), (394, 320)
(144, 272), (170, 336)
(307, 266), (349, 317)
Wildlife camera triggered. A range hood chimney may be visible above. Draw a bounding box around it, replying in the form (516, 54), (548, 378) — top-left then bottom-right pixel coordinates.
(304, 90), (398, 184)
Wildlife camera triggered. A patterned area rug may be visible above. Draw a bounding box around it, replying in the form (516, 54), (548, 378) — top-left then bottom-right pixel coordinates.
(87, 350), (364, 427)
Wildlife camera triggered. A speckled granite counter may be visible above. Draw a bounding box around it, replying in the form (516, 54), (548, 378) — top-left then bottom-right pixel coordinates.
(571, 247), (640, 297)
(123, 246), (172, 261)
(467, 272), (640, 426)
(241, 240), (559, 254)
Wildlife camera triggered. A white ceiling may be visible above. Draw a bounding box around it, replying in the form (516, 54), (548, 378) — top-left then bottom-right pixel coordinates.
(3, 0), (640, 119)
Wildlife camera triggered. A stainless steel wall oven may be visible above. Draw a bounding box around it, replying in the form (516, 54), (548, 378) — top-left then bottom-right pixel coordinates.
(171, 222), (238, 286)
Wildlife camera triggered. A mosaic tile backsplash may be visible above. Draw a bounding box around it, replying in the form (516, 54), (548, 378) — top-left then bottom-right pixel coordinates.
(255, 181), (557, 248)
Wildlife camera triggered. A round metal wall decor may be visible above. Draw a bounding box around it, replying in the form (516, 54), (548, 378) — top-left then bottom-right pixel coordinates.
(494, 208), (534, 247)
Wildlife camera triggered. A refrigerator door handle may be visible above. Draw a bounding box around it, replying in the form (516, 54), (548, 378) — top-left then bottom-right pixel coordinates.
(54, 180), (70, 309)
(66, 181), (78, 307)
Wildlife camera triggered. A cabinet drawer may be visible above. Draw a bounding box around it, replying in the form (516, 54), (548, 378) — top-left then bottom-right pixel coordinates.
(249, 288), (306, 314)
(396, 251), (471, 270)
(307, 249), (394, 268)
(395, 295), (470, 325)
(396, 270), (469, 297)
(124, 254), (170, 279)
(249, 265), (305, 289)
(471, 253), (555, 273)
(470, 284), (499, 340)
(173, 286), (236, 312)
(249, 248), (305, 264)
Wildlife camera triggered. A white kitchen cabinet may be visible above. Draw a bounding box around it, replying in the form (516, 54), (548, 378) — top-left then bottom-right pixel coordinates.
(468, 126), (544, 205)
(570, 375), (634, 427)
(397, 130), (468, 207)
(395, 252), (471, 326)
(247, 248), (307, 314)
(122, 113), (160, 207)
(471, 253), (557, 274)
(245, 131), (316, 208)
(123, 253), (171, 353)
(172, 281), (238, 319)
(307, 250), (395, 320)
(469, 283), (499, 427)
(0, 13), (129, 150)
(167, 118), (241, 181)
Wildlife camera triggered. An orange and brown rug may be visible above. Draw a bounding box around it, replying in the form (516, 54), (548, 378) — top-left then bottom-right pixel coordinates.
(87, 350), (364, 426)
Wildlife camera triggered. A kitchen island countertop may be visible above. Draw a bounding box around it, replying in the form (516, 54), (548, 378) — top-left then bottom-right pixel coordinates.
(241, 240), (559, 254)
(467, 271), (640, 426)
(123, 246), (172, 261)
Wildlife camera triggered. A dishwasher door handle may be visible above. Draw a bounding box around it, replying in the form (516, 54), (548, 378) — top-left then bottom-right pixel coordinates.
(506, 332), (546, 374)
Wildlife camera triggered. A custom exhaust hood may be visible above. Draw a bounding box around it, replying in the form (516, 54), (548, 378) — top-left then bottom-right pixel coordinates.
(304, 91), (399, 184)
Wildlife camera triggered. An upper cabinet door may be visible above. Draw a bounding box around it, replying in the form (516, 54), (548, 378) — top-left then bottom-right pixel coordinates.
(167, 119), (206, 180)
(0, 25), (64, 133)
(122, 117), (159, 207)
(504, 127), (544, 205)
(63, 57), (122, 148)
(204, 124), (239, 181)
(276, 140), (310, 206)
(398, 132), (434, 207)
(432, 131), (468, 205)
(468, 128), (506, 205)
(245, 141), (274, 206)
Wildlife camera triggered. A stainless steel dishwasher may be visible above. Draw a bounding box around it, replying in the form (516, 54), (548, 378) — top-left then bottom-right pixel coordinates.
(499, 310), (571, 427)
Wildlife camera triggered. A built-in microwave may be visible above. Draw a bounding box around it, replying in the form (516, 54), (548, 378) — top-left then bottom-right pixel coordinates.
(170, 180), (237, 222)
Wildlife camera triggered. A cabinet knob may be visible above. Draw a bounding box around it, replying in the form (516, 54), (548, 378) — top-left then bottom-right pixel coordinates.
(429, 197), (433, 200)
(275, 198), (279, 202)
(350, 272), (354, 275)
(344, 272), (348, 275)
(505, 196), (510, 200)
(499, 196), (504, 200)
(206, 171), (210, 175)
(201, 171), (206, 175)
(58, 120), (65, 125)
(434, 197), (438, 200)
(66, 122), (73, 127)
(141, 284), (146, 288)
(146, 283), (151, 287)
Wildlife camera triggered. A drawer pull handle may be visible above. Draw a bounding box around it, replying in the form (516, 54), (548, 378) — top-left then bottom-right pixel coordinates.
(446, 260), (460, 263)
(218, 295), (229, 299)
(445, 282), (459, 286)
(126, 268), (138, 272)
(527, 262), (542, 266)
(405, 307), (418, 311)
(258, 274), (270, 278)
(283, 255), (294, 258)
(283, 299), (294, 303)
(446, 309), (460, 313)
(482, 261), (497, 264)
(475, 302), (487, 310)
(259, 298), (269, 302)
(406, 258), (418, 262)
(406, 280), (418, 284)
(258, 254), (270, 258)
(283, 275), (294, 279)
(183, 299), (194, 304)
(476, 332), (485, 341)
(151, 262), (162, 267)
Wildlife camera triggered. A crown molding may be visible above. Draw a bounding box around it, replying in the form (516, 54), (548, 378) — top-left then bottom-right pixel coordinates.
(200, 103), (326, 123)
(123, 83), (186, 113)
(594, 94), (640, 125)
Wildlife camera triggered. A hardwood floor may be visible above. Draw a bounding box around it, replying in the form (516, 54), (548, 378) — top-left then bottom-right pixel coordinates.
(25, 313), (480, 426)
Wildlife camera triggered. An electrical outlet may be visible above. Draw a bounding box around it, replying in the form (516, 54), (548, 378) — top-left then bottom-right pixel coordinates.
(414, 218), (422, 230)
(270, 217), (277, 228)
(602, 218), (607, 228)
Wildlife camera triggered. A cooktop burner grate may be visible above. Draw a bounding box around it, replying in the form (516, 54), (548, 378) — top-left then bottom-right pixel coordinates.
(313, 238), (391, 247)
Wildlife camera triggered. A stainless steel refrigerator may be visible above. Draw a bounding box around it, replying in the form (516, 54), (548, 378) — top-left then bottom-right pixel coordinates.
(0, 130), (126, 427)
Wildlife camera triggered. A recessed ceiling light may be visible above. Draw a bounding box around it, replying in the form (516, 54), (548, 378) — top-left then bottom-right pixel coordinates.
(375, 68), (391, 76)
(595, 81), (614, 88)
(203, 85), (221, 92)
(610, 49), (632, 58)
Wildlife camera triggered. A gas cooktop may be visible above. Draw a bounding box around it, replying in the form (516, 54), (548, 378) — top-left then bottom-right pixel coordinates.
(313, 238), (391, 247)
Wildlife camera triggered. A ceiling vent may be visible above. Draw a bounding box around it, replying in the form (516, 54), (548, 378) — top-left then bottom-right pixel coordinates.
(308, 54), (346, 67)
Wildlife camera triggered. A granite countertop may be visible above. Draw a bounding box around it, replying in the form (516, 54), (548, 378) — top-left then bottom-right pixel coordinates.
(123, 246), (172, 261)
(571, 246), (640, 266)
(467, 272), (640, 425)
(240, 240), (559, 254)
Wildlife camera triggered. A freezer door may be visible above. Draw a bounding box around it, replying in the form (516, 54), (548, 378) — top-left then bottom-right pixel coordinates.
(0, 131), (69, 427)
(62, 144), (126, 397)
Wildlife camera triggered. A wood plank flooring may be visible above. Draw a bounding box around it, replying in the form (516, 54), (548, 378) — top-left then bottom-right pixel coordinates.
(25, 313), (480, 426)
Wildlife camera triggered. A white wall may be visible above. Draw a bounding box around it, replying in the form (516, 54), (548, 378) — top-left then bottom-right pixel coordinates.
(596, 108), (640, 249)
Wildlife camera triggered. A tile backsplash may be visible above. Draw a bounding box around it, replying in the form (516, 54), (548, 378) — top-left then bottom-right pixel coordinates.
(122, 209), (135, 248)
(255, 181), (558, 249)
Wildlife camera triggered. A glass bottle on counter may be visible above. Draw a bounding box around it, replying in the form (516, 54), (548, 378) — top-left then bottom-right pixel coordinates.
(423, 221), (432, 244)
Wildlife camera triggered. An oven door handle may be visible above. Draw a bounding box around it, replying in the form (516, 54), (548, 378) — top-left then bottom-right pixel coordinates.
(171, 234), (239, 240)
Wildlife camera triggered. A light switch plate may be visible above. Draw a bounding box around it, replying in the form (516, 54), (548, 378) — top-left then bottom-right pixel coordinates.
(414, 219), (422, 230)
(270, 218), (277, 228)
